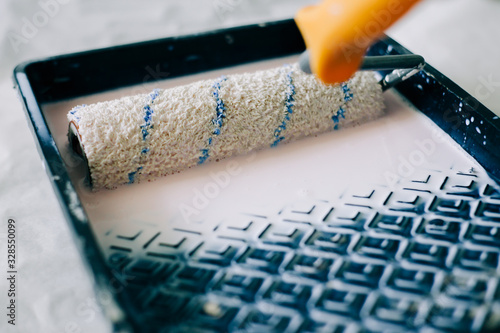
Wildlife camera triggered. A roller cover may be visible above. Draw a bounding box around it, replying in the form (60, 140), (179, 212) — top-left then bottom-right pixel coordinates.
(67, 64), (384, 189)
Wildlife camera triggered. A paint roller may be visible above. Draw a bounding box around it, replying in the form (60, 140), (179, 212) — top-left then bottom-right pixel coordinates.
(67, 0), (424, 190)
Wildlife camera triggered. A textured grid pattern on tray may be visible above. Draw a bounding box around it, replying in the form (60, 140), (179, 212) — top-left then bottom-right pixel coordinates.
(103, 166), (500, 332)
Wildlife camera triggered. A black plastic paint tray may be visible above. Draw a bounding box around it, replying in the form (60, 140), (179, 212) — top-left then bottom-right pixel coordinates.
(13, 19), (500, 333)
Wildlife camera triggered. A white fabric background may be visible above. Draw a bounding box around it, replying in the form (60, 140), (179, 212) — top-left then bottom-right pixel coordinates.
(0, 0), (499, 332)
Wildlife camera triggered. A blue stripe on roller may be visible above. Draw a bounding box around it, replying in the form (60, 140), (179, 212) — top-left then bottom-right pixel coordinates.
(199, 76), (228, 165)
(69, 104), (87, 123)
(342, 83), (354, 101)
(128, 167), (143, 184)
(332, 82), (353, 130)
(128, 89), (160, 184)
(140, 89), (160, 141)
(271, 65), (296, 148)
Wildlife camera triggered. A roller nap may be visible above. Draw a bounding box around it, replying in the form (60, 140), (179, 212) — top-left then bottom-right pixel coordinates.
(68, 64), (384, 189)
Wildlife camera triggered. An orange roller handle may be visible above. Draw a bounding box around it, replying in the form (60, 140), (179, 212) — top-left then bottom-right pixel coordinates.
(295, 0), (421, 84)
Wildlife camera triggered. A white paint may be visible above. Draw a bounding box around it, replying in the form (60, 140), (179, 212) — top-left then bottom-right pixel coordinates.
(64, 181), (86, 222)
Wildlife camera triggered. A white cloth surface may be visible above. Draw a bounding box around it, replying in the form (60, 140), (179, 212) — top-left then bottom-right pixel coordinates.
(0, 0), (499, 332)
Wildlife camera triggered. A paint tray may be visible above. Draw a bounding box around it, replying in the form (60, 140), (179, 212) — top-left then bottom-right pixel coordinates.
(13, 19), (500, 333)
